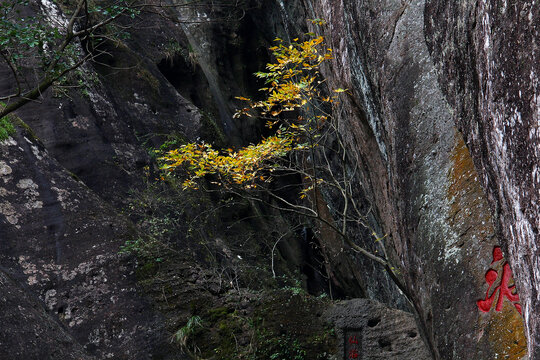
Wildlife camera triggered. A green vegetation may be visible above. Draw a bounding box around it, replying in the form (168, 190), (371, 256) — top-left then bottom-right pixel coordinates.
(0, 102), (16, 141)
(173, 315), (204, 358)
(167, 291), (336, 360)
(0, 115), (15, 141)
(255, 333), (306, 360)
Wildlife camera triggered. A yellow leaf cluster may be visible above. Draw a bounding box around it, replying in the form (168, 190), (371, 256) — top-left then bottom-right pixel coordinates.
(160, 32), (344, 191)
(160, 135), (295, 189)
(235, 34), (333, 118)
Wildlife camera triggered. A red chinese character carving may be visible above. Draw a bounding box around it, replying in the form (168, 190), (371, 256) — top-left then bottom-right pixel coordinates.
(348, 335), (358, 344)
(491, 247), (503, 263)
(477, 246), (521, 315)
(348, 348), (359, 359)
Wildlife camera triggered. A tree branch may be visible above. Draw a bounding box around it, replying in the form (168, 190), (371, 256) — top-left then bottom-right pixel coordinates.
(0, 48), (22, 101)
(0, 52), (92, 119)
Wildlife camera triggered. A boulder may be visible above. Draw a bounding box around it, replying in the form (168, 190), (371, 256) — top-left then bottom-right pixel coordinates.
(325, 299), (431, 360)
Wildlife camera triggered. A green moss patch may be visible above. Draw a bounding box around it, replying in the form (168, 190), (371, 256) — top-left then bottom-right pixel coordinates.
(200, 112), (226, 148)
(0, 116), (16, 141)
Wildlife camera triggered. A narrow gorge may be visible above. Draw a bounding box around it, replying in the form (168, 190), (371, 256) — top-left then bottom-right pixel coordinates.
(0, 1), (537, 359)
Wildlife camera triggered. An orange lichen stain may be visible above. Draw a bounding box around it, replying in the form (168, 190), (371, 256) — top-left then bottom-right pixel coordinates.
(447, 131), (493, 241)
(482, 300), (527, 359)
(450, 132), (527, 358)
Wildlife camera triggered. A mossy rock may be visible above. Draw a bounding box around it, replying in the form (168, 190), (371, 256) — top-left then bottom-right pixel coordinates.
(135, 261), (158, 279)
(200, 112), (226, 148)
(0, 108), (40, 142)
(207, 306), (231, 322)
(252, 290), (337, 360)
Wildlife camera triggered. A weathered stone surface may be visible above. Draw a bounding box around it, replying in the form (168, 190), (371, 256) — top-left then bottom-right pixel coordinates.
(0, 129), (175, 359)
(0, 268), (94, 360)
(424, 0), (539, 356)
(295, 0), (527, 358)
(325, 299), (430, 360)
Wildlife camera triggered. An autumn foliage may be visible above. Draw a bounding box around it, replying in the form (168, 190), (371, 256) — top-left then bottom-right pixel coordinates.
(159, 29), (414, 323)
(160, 135), (295, 189)
(159, 32), (341, 190)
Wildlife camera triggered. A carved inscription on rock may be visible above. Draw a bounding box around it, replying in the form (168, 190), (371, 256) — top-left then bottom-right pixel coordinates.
(344, 329), (362, 359)
(477, 247), (521, 315)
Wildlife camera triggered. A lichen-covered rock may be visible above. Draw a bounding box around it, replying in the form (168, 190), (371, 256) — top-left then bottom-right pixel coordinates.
(0, 269), (94, 360)
(0, 129), (176, 359)
(293, 0), (527, 358)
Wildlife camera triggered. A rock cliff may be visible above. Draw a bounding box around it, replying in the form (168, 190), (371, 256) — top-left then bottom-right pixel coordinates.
(297, 0), (530, 358)
(0, 0), (536, 359)
(425, 1), (539, 357)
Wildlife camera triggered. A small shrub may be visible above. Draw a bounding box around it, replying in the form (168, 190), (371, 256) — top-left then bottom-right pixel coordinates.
(173, 315), (204, 358)
(254, 332), (306, 360)
(0, 116), (15, 141)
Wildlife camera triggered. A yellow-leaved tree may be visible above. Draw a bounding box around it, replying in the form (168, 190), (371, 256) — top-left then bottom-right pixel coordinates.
(159, 31), (411, 303)
(160, 34), (334, 189)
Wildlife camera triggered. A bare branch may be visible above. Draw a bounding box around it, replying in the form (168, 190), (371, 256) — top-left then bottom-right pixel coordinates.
(0, 51), (92, 119)
(0, 48), (22, 101)
(67, 0), (87, 36)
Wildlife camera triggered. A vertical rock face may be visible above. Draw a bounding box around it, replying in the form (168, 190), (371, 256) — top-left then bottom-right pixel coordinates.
(299, 0), (527, 358)
(424, 1), (540, 356)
